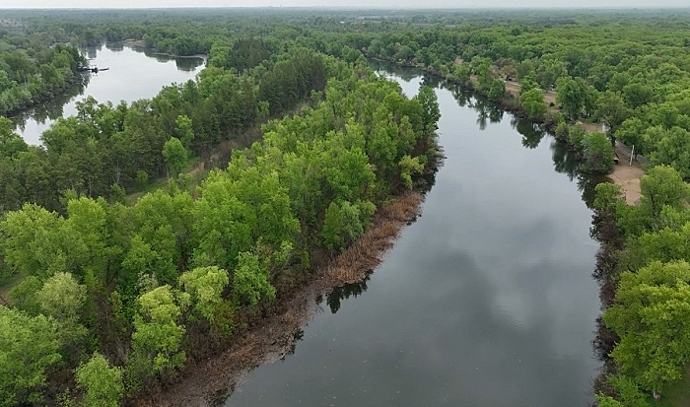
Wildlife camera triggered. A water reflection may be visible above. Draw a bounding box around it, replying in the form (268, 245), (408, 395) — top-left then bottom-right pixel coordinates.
(114, 43), (206, 71)
(105, 42), (125, 52)
(511, 117), (546, 149)
(12, 45), (204, 145)
(280, 329), (305, 362)
(10, 75), (90, 132)
(370, 60), (419, 82)
(326, 273), (372, 314)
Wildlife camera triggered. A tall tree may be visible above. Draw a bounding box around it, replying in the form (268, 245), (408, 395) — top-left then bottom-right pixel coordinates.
(162, 137), (187, 179)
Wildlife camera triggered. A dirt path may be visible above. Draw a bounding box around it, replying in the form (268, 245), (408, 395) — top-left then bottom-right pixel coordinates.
(134, 192), (425, 407)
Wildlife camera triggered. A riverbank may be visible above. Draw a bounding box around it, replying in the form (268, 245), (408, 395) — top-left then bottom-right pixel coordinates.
(123, 38), (208, 59)
(3, 70), (85, 119)
(379, 57), (648, 195)
(607, 160), (644, 205)
(133, 191), (426, 407)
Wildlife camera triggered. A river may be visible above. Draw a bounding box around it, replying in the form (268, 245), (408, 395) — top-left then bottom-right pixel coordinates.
(11, 43), (205, 145)
(221, 66), (602, 407)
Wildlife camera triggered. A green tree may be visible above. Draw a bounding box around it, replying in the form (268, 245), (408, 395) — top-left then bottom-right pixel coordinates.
(178, 266), (229, 323)
(162, 137), (187, 179)
(131, 286), (186, 375)
(556, 77), (592, 120)
(623, 82), (654, 109)
(75, 353), (124, 407)
(604, 261), (690, 395)
(175, 115), (195, 149)
(0, 117), (28, 159)
(487, 78), (506, 100)
(616, 117), (647, 155)
(414, 85), (440, 135)
(647, 127), (690, 179)
(322, 201), (344, 251)
(232, 251), (275, 307)
(399, 155), (424, 189)
(37, 271), (86, 322)
(521, 88), (548, 120)
(596, 91), (630, 144)
(639, 165), (689, 219)
(0, 306), (61, 407)
(582, 132), (614, 174)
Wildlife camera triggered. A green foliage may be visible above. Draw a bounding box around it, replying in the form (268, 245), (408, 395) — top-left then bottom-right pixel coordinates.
(75, 353), (124, 407)
(0, 117), (27, 159)
(175, 115), (195, 148)
(162, 137), (187, 179)
(593, 182), (625, 214)
(597, 91), (630, 138)
(616, 117), (647, 155)
(604, 261), (690, 393)
(0, 44), (85, 116)
(595, 393), (624, 407)
(520, 88), (547, 120)
(487, 78), (506, 100)
(567, 125), (587, 150)
(399, 155), (424, 189)
(178, 266), (229, 323)
(0, 306), (61, 407)
(322, 201), (345, 251)
(639, 165), (689, 218)
(232, 252), (275, 307)
(415, 85), (440, 134)
(0, 13), (440, 406)
(37, 272), (86, 322)
(647, 127), (690, 179)
(582, 131), (614, 174)
(131, 286), (185, 375)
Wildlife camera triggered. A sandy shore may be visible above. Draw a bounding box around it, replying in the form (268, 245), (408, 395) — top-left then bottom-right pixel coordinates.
(607, 161), (645, 205)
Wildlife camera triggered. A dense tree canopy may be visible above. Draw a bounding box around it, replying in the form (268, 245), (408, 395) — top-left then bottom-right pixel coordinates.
(4, 7), (690, 407)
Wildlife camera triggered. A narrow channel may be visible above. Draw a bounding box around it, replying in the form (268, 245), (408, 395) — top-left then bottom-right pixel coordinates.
(223, 68), (601, 406)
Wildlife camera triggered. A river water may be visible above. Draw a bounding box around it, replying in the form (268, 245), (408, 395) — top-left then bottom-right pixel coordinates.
(11, 43), (204, 145)
(223, 67), (601, 407)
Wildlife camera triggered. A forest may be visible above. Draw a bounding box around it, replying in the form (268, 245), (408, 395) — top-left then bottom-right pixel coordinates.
(2, 7), (690, 407)
(0, 13), (440, 406)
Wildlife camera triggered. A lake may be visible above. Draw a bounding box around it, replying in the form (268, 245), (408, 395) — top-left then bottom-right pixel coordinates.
(222, 66), (601, 407)
(11, 43), (205, 145)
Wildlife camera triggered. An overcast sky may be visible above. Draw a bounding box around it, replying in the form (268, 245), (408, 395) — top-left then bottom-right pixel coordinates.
(2, 0), (688, 9)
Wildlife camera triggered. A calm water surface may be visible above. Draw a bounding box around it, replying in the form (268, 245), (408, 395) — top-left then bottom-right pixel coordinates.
(224, 69), (601, 406)
(13, 44), (204, 145)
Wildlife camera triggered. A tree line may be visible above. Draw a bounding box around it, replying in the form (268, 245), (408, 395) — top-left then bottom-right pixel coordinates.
(592, 167), (690, 406)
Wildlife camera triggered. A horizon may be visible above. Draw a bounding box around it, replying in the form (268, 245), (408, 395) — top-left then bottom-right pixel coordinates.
(3, 1), (689, 10)
(3, 6), (690, 8)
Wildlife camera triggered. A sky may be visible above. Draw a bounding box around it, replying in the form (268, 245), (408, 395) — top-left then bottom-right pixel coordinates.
(2, 0), (689, 9)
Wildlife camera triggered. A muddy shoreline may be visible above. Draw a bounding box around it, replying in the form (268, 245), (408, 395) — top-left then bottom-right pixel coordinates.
(133, 191), (426, 407)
